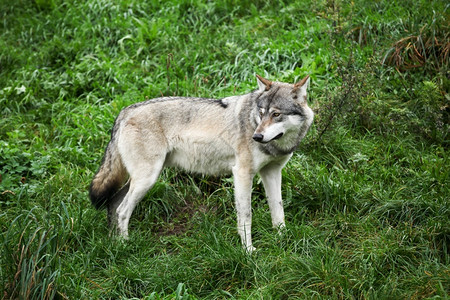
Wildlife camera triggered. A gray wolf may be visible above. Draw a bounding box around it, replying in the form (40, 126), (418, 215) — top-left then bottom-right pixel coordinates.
(89, 74), (313, 251)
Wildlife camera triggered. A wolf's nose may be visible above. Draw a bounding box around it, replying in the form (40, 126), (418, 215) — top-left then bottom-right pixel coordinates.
(253, 133), (264, 142)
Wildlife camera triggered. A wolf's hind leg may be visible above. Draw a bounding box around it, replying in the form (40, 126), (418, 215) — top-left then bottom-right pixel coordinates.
(116, 159), (165, 239)
(108, 180), (130, 234)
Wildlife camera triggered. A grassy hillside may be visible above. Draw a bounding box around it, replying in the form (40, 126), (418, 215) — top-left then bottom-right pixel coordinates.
(1, 0), (448, 298)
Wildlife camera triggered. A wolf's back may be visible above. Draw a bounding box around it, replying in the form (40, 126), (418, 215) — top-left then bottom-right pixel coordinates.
(89, 140), (127, 209)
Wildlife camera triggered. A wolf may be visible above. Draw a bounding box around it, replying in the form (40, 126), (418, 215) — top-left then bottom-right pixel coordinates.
(89, 74), (314, 251)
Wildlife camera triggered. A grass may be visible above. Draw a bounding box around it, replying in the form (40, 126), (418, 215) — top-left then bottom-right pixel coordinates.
(1, 0), (449, 299)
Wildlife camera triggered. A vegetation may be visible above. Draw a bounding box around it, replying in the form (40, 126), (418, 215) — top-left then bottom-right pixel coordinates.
(1, 0), (448, 298)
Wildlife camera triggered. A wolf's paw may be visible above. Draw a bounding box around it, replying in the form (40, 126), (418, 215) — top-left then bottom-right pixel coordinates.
(273, 222), (286, 236)
(244, 245), (256, 253)
(114, 234), (130, 245)
(119, 231), (129, 240)
(112, 225), (129, 241)
(276, 225), (287, 236)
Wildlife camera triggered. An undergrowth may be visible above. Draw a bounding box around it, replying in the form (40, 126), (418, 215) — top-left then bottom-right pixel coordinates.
(1, 0), (448, 299)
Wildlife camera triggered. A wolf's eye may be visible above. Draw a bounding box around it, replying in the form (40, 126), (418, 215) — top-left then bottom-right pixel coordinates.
(273, 112), (281, 117)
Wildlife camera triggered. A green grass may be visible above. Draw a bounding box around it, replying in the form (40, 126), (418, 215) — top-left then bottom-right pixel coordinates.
(1, 0), (449, 299)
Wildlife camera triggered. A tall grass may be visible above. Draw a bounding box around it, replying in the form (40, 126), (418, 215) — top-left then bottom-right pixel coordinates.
(1, 0), (448, 298)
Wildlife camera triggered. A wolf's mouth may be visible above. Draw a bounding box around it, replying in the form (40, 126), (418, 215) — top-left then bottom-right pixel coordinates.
(272, 132), (284, 140)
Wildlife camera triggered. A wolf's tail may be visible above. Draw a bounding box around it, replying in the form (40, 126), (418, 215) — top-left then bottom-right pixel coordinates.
(89, 139), (127, 209)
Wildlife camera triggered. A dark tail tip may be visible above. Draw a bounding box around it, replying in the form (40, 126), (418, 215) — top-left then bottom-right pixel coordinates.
(89, 180), (120, 210)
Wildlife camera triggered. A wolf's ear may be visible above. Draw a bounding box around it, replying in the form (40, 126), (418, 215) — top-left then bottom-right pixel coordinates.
(293, 75), (310, 101)
(256, 74), (272, 91)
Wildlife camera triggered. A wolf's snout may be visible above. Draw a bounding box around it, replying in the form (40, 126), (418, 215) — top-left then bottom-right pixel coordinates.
(253, 133), (264, 142)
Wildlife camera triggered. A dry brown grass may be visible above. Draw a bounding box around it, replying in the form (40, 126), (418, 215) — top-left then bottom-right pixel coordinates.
(383, 25), (449, 71)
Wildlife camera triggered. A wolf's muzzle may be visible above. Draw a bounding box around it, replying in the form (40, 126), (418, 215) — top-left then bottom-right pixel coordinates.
(253, 132), (284, 143)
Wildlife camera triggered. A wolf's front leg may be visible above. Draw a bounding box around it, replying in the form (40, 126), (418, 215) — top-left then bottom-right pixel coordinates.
(233, 165), (255, 252)
(259, 163), (285, 232)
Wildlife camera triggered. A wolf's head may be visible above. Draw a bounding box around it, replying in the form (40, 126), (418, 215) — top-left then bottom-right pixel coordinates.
(252, 74), (314, 151)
